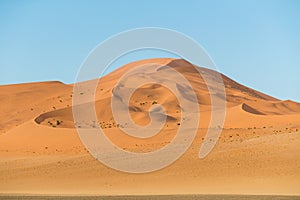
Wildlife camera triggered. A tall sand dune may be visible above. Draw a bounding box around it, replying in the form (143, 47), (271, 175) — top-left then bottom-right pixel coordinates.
(0, 58), (300, 195)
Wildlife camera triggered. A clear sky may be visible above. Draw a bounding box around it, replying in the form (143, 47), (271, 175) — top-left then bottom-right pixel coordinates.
(0, 0), (299, 101)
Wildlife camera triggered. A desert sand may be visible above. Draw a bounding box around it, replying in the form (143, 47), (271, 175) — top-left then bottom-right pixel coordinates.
(0, 58), (300, 196)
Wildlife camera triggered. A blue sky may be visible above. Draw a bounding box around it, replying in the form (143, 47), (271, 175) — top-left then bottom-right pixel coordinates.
(0, 0), (299, 101)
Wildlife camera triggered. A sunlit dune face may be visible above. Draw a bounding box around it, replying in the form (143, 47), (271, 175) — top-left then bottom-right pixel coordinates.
(95, 83), (181, 153)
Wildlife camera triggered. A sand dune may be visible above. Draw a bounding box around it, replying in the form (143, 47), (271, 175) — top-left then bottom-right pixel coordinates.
(0, 81), (72, 133)
(0, 58), (300, 195)
(241, 100), (300, 115)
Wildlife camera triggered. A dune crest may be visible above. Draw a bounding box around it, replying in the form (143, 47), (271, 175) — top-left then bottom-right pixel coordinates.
(241, 103), (265, 115)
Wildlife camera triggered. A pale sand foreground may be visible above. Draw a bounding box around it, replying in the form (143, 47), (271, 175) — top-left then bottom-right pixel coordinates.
(0, 58), (300, 195)
(1, 195), (299, 200)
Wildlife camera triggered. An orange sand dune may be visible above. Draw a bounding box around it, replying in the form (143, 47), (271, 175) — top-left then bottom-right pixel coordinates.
(0, 58), (300, 195)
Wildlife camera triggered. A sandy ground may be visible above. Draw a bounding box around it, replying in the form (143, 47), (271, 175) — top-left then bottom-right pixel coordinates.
(0, 58), (300, 196)
(0, 195), (299, 200)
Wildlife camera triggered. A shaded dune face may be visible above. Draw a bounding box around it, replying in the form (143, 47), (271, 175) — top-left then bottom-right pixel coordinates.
(241, 101), (300, 115)
(241, 103), (265, 115)
(29, 58), (300, 132)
